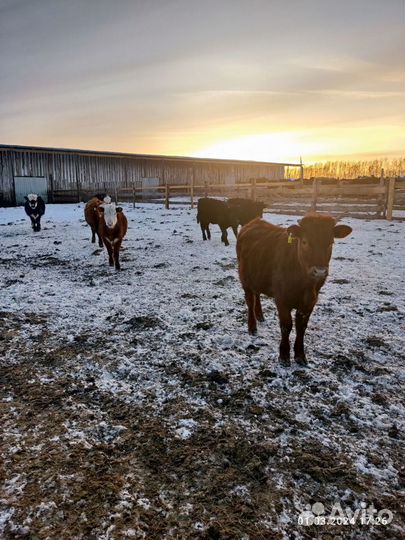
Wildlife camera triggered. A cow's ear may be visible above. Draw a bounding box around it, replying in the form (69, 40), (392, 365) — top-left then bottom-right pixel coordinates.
(334, 224), (352, 238)
(287, 224), (302, 238)
(116, 207), (123, 213)
(24, 196), (28, 201)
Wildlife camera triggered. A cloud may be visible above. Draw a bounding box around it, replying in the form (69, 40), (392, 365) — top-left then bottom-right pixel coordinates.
(0, 0), (403, 159)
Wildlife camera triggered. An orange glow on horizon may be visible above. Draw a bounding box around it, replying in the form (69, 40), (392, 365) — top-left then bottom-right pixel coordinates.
(180, 124), (405, 165)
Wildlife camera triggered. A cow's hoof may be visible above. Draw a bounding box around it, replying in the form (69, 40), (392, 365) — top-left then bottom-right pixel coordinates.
(279, 355), (291, 366)
(295, 355), (308, 366)
(248, 328), (257, 336)
(257, 315), (265, 322)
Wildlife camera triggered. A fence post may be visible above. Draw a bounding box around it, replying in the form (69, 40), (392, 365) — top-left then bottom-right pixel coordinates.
(300, 158), (304, 185)
(386, 177), (395, 221)
(190, 167), (195, 209)
(132, 185), (136, 209)
(311, 178), (319, 211)
(76, 178), (81, 203)
(49, 173), (54, 203)
(204, 179), (208, 198)
(165, 182), (170, 209)
(114, 184), (118, 204)
(251, 178), (256, 200)
(379, 169), (385, 218)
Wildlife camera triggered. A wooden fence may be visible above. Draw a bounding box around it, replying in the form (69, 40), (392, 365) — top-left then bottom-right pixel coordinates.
(53, 176), (404, 220)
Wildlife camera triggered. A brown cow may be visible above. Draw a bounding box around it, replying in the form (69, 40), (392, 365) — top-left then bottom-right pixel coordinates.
(236, 213), (352, 365)
(84, 195), (106, 247)
(97, 198), (128, 270)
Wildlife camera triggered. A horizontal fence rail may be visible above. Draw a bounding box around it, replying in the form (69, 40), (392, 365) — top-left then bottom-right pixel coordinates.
(50, 176), (404, 220)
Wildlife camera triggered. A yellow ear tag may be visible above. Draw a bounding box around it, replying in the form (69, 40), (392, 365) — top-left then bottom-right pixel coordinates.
(288, 233), (294, 244)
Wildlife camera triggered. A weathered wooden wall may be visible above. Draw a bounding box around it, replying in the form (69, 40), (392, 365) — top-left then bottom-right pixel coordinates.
(0, 146), (286, 205)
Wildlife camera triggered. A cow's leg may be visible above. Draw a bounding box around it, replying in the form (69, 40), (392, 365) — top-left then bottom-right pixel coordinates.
(244, 289), (257, 335)
(104, 241), (114, 266)
(37, 218), (41, 231)
(232, 225), (238, 238)
(294, 310), (312, 365)
(220, 226), (229, 246)
(97, 231), (103, 248)
(30, 216), (35, 230)
(254, 293), (265, 322)
(200, 223), (207, 240)
(276, 301), (292, 365)
(113, 240), (122, 270)
(91, 226), (96, 243)
(206, 224), (211, 240)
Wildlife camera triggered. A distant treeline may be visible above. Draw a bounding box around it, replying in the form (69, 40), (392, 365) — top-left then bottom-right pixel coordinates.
(286, 157), (405, 179)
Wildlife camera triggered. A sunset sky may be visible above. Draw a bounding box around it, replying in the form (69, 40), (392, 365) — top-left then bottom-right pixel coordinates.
(0, 0), (404, 164)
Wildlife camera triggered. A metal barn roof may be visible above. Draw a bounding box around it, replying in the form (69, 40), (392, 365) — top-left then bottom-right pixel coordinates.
(0, 144), (300, 168)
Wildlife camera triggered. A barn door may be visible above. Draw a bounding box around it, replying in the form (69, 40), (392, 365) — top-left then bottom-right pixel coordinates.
(14, 176), (48, 205)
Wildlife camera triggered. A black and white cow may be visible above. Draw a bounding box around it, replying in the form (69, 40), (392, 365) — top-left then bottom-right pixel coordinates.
(24, 194), (46, 232)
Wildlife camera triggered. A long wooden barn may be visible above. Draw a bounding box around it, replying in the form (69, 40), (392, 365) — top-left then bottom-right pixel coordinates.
(0, 144), (300, 206)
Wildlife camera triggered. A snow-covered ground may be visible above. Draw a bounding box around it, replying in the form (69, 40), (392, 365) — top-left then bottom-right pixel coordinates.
(0, 202), (404, 540)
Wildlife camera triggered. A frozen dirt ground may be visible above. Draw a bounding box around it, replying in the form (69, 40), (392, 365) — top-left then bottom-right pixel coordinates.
(0, 202), (404, 540)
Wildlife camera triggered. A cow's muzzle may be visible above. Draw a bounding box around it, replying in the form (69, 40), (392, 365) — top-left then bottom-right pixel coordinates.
(309, 266), (328, 281)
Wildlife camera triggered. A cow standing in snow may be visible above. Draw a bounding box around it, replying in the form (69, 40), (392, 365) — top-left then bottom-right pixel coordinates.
(237, 213), (352, 365)
(227, 198), (266, 226)
(196, 198), (238, 246)
(97, 197), (128, 270)
(24, 194), (46, 232)
(84, 194), (106, 247)
(197, 197), (265, 246)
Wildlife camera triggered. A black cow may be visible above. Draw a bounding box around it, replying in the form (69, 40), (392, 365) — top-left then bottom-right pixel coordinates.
(24, 194), (46, 232)
(196, 197), (265, 246)
(197, 198), (239, 246)
(227, 198), (265, 226)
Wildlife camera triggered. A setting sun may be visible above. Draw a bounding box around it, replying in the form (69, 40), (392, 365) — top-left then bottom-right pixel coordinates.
(189, 125), (405, 164)
(191, 132), (327, 164)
